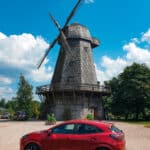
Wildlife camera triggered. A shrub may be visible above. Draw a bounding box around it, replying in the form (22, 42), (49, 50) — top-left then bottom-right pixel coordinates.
(47, 114), (56, 124)
(86, 113), (94, 120)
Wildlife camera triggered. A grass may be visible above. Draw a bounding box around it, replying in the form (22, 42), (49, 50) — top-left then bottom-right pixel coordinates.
(125, 121), (150, 128)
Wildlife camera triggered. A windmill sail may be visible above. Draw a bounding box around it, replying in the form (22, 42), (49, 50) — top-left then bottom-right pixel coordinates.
(49, 13), (73, 57)
(37, 0), (82, 69)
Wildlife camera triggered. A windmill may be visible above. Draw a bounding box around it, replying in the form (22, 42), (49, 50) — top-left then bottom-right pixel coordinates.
(36, 0), (110, 120)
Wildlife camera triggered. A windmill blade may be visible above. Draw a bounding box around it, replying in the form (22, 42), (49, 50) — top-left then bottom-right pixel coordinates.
(37, 0), (82, 69)
(64, 0), (82, 27)
(37, 38), (57, 69)
(49, 13), (73, 56)
(49, 13), (62, 32)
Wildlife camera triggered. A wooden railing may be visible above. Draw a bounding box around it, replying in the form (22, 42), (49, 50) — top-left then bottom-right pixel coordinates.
(36, 83), (111, 94)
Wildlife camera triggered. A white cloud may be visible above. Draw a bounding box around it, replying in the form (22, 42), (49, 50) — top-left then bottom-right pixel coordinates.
(102, 56), (128, 77)
(95, 64), (109, 83)
(0, 32), (7, 40)
(142, 29), (150, 44)
(96, 30), (150, 84)
(85, 0), (94, 4)
(0, 32), (53, 83)
(131, 37), (140, 44)
(123, 42), (150, 66)
(96, 56), (128, 84)
(0, 87), (14, 100)
(31, 66), (53, 82)
(0, 76), (12, 85)
(0, 87), (13, 94)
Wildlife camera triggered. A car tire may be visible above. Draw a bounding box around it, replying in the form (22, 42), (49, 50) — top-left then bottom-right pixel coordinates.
(98, 148), (109, 150)
(24, 143), (40, 150)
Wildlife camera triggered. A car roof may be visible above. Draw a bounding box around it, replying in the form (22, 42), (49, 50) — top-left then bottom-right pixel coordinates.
(51, 119), (113, 130)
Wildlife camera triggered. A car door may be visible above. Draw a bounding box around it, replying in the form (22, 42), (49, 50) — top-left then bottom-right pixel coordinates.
(46, 123), (76, 150)
(68, 123), (103, 150)
(66, 124), (91, 150)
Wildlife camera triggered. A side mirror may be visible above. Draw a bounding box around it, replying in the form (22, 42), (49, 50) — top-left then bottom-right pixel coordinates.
(47, 130), (52, 136)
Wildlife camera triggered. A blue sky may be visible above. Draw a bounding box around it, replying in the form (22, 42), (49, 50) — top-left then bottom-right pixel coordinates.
(0, 0), (150, 100)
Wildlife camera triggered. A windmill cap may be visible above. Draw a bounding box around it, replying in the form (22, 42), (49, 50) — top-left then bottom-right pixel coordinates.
(64, 23), (100, 48)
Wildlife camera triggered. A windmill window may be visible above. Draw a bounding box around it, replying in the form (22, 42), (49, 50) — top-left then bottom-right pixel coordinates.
(84, 47), (88, 52)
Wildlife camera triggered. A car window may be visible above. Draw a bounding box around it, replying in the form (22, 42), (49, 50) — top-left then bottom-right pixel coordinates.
(52, 124), (75, 134)
(76, 124), (103, 134)
(110, 125), (122, 133)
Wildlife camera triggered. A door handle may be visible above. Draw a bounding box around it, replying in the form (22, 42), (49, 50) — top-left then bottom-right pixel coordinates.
(88, 137), (97, 142)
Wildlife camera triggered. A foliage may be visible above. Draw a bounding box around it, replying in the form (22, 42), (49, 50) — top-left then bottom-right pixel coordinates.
(144, 125), (150, 128)
(124, 121), (150, 128)
(0, 98), (6, 108)
(5, 98), (17, 113)
(16, 74), (34, 118)
(31, 101), (40, 119)
(0, 75), (41, 119)
(109, 63), (150, 120)
(103, 96), (113, 120)
(86, 113), (94, 120)
(47, 114), (56, 123)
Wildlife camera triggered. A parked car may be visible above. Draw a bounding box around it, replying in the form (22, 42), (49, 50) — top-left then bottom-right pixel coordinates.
(1, 112), (10, 119)
(20, 120), (126, 150)
(13, 111), (28, 121)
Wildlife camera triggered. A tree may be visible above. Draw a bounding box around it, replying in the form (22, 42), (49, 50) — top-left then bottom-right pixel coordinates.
(0, 98), (6, 108)
(109, 63), (150, 120)
(16, 74), (33, 118)
(31, 101), (40, 119)
(5, 98), (17, 114)
(102, 81), (113, 120)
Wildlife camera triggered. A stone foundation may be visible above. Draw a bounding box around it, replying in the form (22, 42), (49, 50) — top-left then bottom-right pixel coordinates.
(40, 90), (104, 121)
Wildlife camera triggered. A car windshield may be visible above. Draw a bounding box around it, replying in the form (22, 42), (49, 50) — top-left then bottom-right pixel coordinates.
(110, 125), (122, 133)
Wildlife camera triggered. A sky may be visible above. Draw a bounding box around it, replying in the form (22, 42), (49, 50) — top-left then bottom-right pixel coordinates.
(0, 0), (150, 100)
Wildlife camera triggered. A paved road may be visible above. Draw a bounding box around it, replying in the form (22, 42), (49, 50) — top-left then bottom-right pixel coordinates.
(0, 120), (149, 150)
(115, 121), (150, 150)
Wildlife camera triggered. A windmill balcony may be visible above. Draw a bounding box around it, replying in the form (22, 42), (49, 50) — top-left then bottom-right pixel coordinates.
(36, 83), (111, 95)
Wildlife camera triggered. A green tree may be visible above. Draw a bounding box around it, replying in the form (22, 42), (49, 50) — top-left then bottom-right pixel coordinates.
(16, 74), (33, 118)
(5, 98), (17, 114)
(0, 98), (6, 108)
(32, 101), (40, 119)
(109, 63), (150, 120)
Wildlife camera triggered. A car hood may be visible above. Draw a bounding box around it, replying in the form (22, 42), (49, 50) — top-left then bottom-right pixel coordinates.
(25, 129), (48, 141)
(31, 129), (48, 135)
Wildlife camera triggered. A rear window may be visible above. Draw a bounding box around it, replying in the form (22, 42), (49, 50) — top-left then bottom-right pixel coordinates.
(110, 125), (122, 133)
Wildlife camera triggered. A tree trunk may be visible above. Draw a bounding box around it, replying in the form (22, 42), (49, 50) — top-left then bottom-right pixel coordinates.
(135, 112), (139, 120)
(125, 113), (128, 120)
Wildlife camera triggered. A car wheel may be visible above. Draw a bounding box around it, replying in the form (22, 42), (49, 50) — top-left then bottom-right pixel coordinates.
(24, 143), (40, 150)
(98, 148), (109, 150)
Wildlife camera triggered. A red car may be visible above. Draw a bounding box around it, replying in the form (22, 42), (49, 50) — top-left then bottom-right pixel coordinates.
(20, 120), (126, 150)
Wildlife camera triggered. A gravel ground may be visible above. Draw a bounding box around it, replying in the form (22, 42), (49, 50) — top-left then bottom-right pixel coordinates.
(114, 121), (150, 150)
(0, 120), (149, 150)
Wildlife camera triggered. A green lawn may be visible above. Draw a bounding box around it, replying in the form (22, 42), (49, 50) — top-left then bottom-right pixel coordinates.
(125, 121), (150, 128)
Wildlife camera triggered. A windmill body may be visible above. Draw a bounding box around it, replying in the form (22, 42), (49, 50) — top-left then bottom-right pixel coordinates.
(52, 23), (98, 90)
(36, 23), (110, 120)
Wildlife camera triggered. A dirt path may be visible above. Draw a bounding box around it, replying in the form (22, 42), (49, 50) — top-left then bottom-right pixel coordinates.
(114, 121), (150, 150)
(0, 120), (149, 150)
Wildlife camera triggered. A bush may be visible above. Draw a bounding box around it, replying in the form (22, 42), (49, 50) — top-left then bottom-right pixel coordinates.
(47, 114), (56, 124)
(86, 113), (94, 120)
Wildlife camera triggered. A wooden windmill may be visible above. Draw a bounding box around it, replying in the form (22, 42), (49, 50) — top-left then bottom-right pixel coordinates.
(36, 0), (110, 120)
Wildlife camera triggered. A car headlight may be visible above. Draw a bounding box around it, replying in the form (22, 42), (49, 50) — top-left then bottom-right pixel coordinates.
(21, 134), (29, 140)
